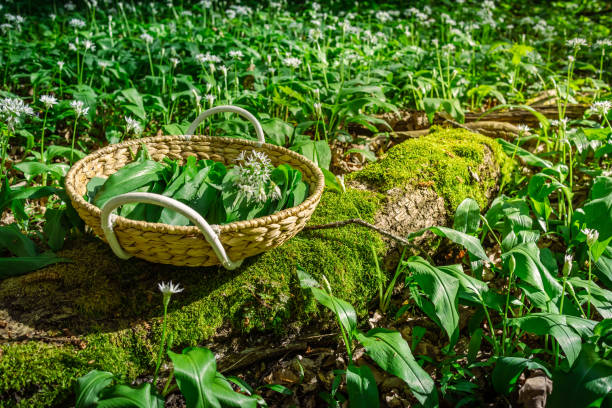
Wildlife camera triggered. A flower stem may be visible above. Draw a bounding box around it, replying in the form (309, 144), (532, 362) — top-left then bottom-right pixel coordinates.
(153, 299), (169, 385)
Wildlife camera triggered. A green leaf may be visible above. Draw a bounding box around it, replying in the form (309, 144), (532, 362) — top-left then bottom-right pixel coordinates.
(168, 346), (258, 408)
(568, 277), (612, 319)
(0, 224), (37, 257)
(497, 139), (553, 168)
(403, 257), (460, 345)
(548, 344), (612, 408)
(44, 208), (68, 251)
(356, 329), (437, 407)
(346, 364), (379, 408)
(298, 269), (357, 335)
(492, 357), (551, 395)
(0, 255), (71, 279)
(428, 226), (489, 262)
(93, 159), (166, 208)
(260, 117), (294, 146)
(75, 370), (114, 408)
(97, 383), (164, 408)
(502, 243), (563, 308)
(438, 264), (512, 312)
(453, 198), (481, 235)
(346, 148), (377, 162)
(467, 329), (483, 364)
(322, 168), (344, 193)
(120, 88), (147, 121)
(423, 97), (464, 123)
(509, 313), (596, 366)
(583, 180), (612, 242)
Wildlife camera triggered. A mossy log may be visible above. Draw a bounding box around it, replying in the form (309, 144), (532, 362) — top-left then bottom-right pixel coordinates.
(0, 128), (510, 407)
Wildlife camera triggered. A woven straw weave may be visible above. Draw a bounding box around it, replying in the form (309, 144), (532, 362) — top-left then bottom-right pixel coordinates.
(65, 135), (325, 267)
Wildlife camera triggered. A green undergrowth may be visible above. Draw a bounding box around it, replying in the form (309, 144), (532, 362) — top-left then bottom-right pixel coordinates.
(0, 189), (384, 407)
(350, 127), (513, 210)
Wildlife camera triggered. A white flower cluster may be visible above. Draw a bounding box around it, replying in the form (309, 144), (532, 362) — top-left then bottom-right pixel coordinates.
(40, 95), (58, 109)
(228, 50), (243, 59)
(69, 18), (86, 28)
(125, 116), (142, 135)
(0, 97), (34, 131)
(196, 52), (221, 64)
(590, 100), (611, 116)
(283, 56), (301, 68)
(567, 38), (588, 48)
(71, 100), (89, 118)
(140, 33), (154, 44)
(234, 150), (281, 203)
(595, 39), (612, 48)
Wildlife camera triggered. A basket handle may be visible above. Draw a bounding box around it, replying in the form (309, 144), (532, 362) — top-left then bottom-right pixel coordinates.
(100, 192), (243, 270)
(186, 105), (265, 144)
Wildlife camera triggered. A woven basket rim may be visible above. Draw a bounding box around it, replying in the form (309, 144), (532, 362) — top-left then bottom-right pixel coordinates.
(65, 134), (325, 235)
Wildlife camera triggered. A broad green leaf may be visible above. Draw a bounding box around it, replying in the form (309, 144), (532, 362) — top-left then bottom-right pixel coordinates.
(428, 226), (489, 262)
(502, 243), (563, 307)
(0, 224), (37, 257)
(44, 208), (68, 251)
(509, 313), (596, 366)
(298, 269), (357, 335)
(403, 257), (460, 344)
(467, 329), (483, 364)
(97, 383), (163, 408)
(548, 344), (612, 408)
(346, 364), (379, 408)
(321, 168), (344, 193)
(168, 347), (258, 408)
(356, 329), (438, 407)
(75, 370), (114, 408)
(453, 198), (481, 234)
(497, 139), (553, 168)
(260, 117), (294, 146)
(0, 255), (71, 279)
(438, 264), (513, 312)
(569, 277), (612, 319)
(0, 185), (62, 212)
(94, 160), (166, 208)
(423, 97), (464, 123)
(492, 357), (551, 395)
(583, 180), (612, 242)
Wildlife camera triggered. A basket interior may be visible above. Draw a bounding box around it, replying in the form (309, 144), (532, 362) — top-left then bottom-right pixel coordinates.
(72, 136), (323, 203)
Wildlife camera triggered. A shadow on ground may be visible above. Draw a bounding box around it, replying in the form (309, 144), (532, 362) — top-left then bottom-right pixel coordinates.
(0, 235), (247, 340)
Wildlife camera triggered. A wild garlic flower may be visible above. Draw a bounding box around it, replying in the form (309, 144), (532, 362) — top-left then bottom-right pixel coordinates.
(234, 150), (280, 203)
(158, 281), (183, 295)
(125, 116), (142, 135)
(200, 0), (212, 8)
(595, 39), (612, 48)
(441, 43), (456, 54)
(313, 102), (322, 114)
(65, 1), (76, 11)
(204, 94), (215, 105)
(517, 124), (531, 133)
(83, 39), (95, 51)
(69, 18), (86, 28)
(170, 57), (180, 68)
(219, 65), (228, 76)
(566, 38), (588, 48)
(69, 43), (77, 51)
(195, 52), (221, 64)
(0, 23), (12, 33)
(98, 60), (111, 69)
(375, 11), (392, 23)
(228, 50), (243, 59)
(283, 57), (301, 68)
(582, 228), (599, 247)
(590, 101), (611, 116)
(140, 33), (154, 44)
(57, 61), (65, 70)
(71, 100), (89, 118)
(0, 97), (35, 131)
(40, 95), (58, 109)
(562, 254), (573, 277)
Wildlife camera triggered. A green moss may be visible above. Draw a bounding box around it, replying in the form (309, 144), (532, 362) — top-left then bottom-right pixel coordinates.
(349, 127), (512, 211)
(0, 188), (384, 407)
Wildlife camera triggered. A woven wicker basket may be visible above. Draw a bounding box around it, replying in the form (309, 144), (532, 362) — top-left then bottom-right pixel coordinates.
(65, 106), (325, 269)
